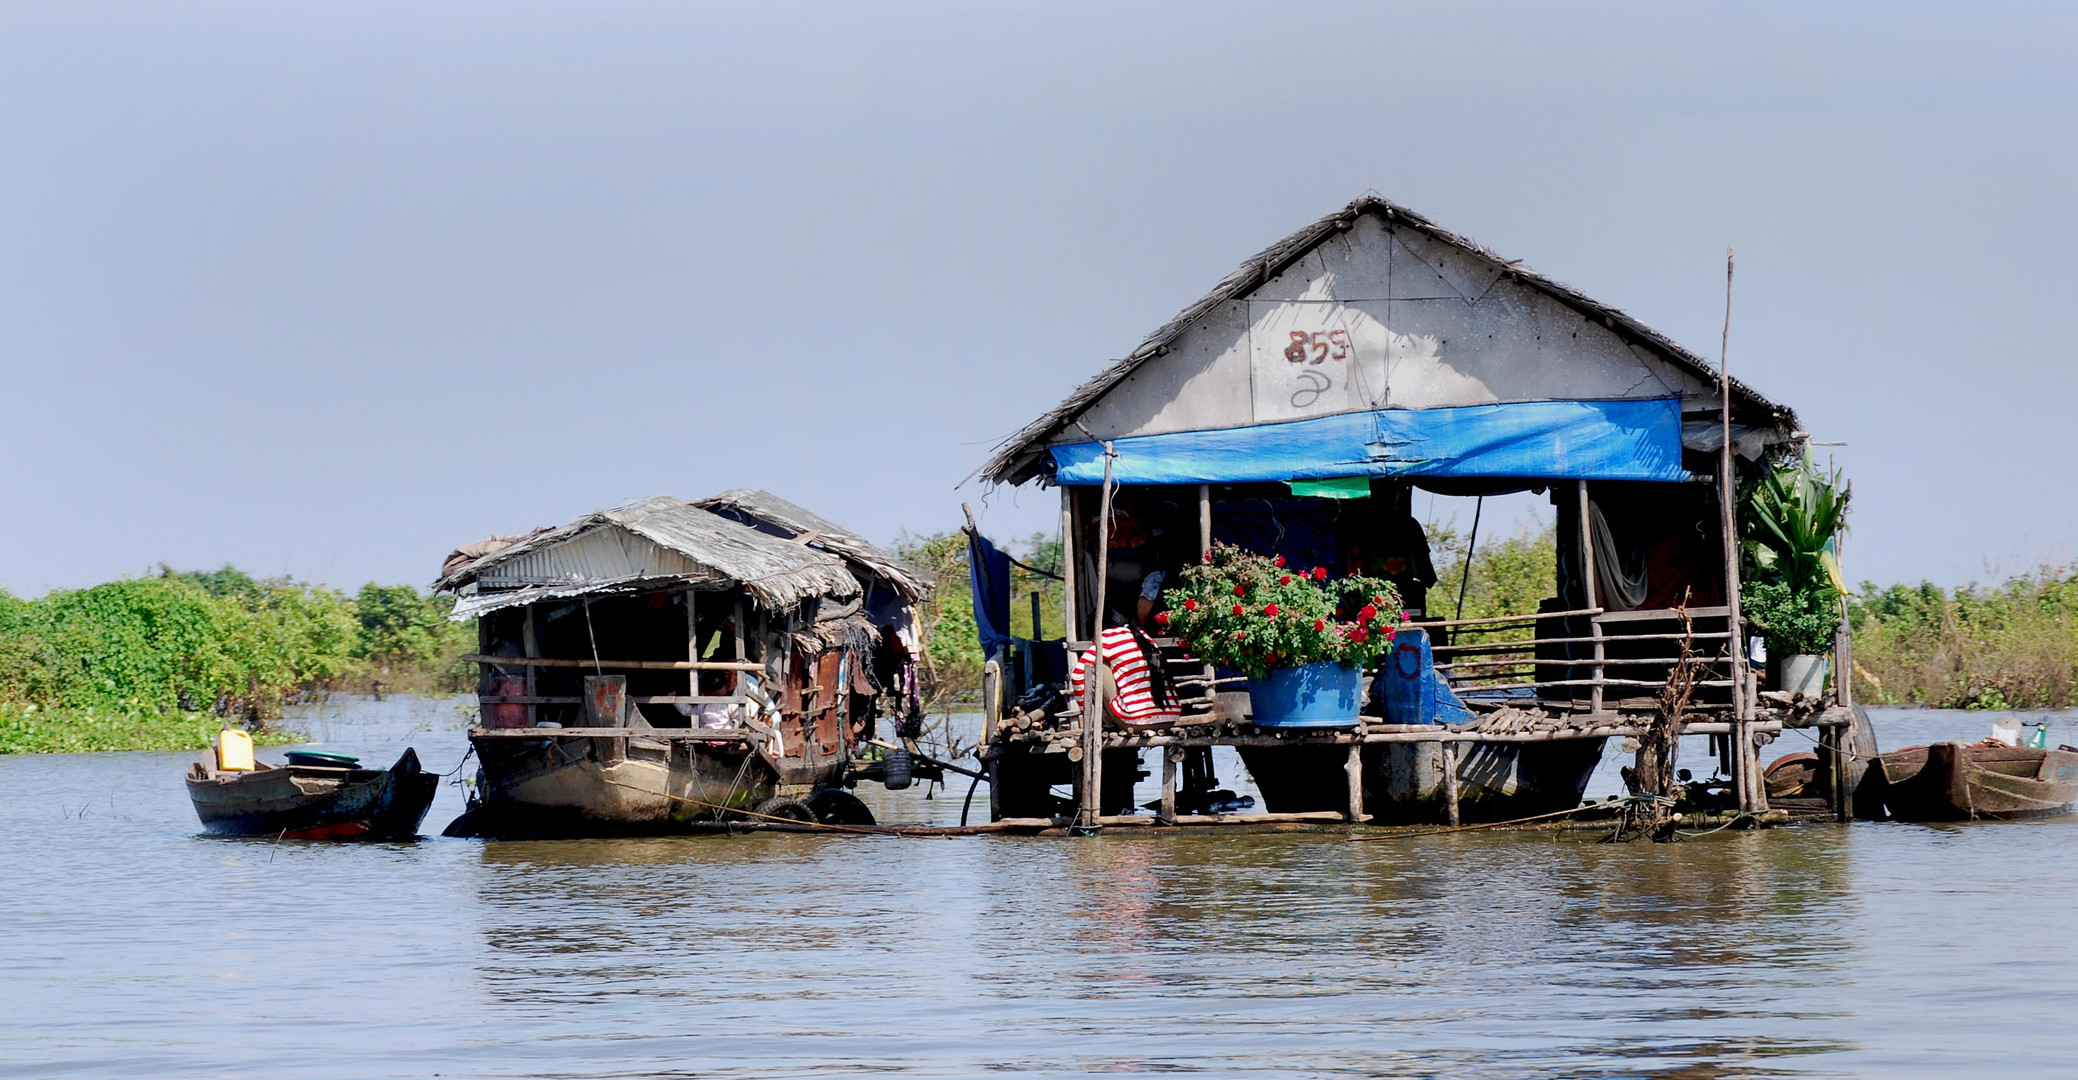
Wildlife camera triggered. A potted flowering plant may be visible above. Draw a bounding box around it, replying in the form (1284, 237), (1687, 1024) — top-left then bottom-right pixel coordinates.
(1159, 543), (1402, 728)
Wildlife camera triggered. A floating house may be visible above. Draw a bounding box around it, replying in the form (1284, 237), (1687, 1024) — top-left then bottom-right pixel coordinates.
(435, 491), (929, 837)
(972, 195), (1863, 828)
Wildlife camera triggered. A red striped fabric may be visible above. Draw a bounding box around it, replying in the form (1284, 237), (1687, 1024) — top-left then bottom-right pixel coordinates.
(1070, 626), (1181, 724)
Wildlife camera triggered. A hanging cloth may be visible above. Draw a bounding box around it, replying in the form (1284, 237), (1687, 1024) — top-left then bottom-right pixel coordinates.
(1589, 503), (1649, 612)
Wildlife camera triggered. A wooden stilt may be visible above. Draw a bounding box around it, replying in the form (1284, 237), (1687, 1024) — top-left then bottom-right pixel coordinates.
(1080, 443), (1117, 830)
(1442, 741), (1461, 826)
(1344, 742), (1365, 824)
(1160, 748), (1178, 824)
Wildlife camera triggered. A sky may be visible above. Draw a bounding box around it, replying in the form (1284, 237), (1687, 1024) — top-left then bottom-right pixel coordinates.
(2, 2), (2073, 596)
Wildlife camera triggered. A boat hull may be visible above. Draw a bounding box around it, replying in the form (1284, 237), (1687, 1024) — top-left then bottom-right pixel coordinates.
(1875, 742), (2078, 821)
(1238, 737), (1607, 825)
(447, 729), (845, 838)
(187, 748), (438, 840)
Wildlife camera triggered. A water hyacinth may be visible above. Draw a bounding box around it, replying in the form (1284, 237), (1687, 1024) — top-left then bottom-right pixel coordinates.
(1162, 543), (1402, 678)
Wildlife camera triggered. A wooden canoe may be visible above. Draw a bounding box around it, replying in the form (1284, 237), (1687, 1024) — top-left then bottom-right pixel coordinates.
(186, 747), (439, 840)
(1874, 741), (2078, 821)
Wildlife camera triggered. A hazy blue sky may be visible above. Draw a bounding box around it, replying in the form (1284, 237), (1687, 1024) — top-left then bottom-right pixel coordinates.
(2, 2), (2072, 595)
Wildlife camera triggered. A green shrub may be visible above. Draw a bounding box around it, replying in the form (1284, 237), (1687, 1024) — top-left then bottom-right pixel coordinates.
(0, 569), (478, 752)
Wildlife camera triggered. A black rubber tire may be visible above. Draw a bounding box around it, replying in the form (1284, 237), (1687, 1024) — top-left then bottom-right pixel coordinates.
(750, 796), (817, 823)
(805, 788), (876, 827)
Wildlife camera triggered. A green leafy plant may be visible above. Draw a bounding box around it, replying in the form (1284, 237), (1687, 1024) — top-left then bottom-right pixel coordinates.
(1742, 459), (1850, 658)
(1744, 459), (1849, 598)
(1742, 578), (1841, 657)
(1161, 543), (1401, 678)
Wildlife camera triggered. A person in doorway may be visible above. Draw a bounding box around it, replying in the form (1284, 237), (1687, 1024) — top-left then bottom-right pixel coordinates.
(1069, 608), (1182, 729)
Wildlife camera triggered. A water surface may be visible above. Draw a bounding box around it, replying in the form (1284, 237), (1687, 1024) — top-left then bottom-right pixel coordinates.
(3, 699), (2074, 1078)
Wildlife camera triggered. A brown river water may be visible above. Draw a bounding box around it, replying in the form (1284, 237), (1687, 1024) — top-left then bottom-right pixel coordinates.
(3, 697), (2076, 1079)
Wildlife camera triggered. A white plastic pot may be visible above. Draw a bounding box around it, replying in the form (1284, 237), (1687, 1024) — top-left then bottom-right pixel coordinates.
(1779, 654), (1827, 698)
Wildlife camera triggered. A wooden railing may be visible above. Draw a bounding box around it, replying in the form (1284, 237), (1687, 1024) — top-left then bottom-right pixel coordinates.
(1425, 606), (1735, 709)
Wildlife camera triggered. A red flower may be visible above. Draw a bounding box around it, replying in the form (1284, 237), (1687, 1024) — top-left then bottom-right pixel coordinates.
(1155, 611), (1171, 627)
(1313, 619), (1326, 632)
(1203, 550), (1213, 563)
(1183, 598), (1199, 612)
(1359, 604), (1378, 623)
(1273, 554), (1286, 567)
(1279, 574), (1292, 585)
(1400, 610), (1411, 622)
(1232, 584), (1247, 597)
(1264, 603), (1279, 617)
(1385, 628), (1396, 642)
(1231, 604), (1245, 616)
(1311, 567), (1328, 581)
(1352, 627), (1369, 643)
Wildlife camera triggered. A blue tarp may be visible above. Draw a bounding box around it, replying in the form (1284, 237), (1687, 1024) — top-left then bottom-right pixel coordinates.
(967, 531), (1013, 657)
(1050, 398), (1688, 486)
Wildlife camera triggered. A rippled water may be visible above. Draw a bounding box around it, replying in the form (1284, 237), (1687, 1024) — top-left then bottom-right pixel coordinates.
(5, 698), (2077, 1078)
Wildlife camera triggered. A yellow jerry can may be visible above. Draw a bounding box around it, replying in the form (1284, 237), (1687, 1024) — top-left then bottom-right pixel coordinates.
(215, 728), (255, 772)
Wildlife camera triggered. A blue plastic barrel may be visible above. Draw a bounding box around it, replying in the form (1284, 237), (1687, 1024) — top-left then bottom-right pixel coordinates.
(1375, 627), (1476, 725)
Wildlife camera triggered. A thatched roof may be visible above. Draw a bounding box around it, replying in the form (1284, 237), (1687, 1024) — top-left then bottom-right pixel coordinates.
(693, 488), (930, 601)
(433, 496), (862, 616)
(979, 194), (1798, 487)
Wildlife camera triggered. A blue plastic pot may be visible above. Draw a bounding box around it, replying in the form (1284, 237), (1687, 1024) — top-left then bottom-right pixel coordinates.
(1246, 661), (1363, 729)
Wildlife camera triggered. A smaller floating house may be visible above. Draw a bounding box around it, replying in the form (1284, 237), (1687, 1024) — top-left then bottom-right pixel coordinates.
(434, 491), (928, 837)
(971, 195), (1864, 829)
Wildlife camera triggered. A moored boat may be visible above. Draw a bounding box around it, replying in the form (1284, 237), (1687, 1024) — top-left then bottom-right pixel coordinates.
(1874, 741), (2078, 821)
(434, 491), (929, 839)
(186, 746), (438, 840)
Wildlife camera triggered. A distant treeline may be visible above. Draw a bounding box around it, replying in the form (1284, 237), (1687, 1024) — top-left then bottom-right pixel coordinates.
(0, 567), (473, 753)
(10, 533), (2069, 754)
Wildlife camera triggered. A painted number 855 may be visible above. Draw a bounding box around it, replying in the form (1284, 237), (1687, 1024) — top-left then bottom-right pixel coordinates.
(1284, 330), (1351, 364)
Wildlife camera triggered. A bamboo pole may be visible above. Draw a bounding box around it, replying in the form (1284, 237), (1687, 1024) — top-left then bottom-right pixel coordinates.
(1716, 247), (1761, 812)
(1080, 444), (1117, 830)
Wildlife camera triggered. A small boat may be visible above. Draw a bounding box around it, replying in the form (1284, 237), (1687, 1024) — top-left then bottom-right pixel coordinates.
(186, 747), (439, 840)
(1873, 741), (2078, 822)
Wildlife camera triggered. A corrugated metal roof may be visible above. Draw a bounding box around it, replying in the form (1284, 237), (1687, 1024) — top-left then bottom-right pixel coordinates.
(693, 488), (930, 601)
(434, 496), (860, 612)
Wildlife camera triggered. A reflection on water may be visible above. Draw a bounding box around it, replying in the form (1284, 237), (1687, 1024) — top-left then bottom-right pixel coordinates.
(3, 698), (2077, 1078)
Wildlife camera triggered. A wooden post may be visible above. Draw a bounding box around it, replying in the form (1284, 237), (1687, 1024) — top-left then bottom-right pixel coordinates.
(521, 603), (540, 729)
(1198, 484), (1212, 555)
(1061, 487), (1078, 645)
(1199, 483), (1216, 707)
(1344, 742), (1365, 824)
(685, 588), (699, 702)
(1160, 748), (1178, 824)
(1442, 741), (1462, 826)
(987, 756), (1002, 823)
(1579, 481), (1603, 713)
(982, 658), (1001, 744)
(1080, 444), (1117, 830)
